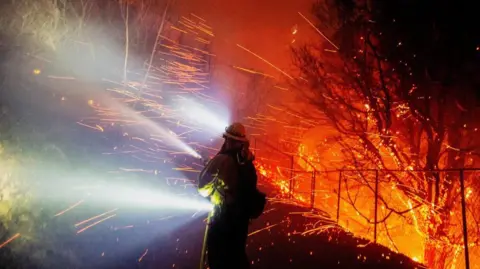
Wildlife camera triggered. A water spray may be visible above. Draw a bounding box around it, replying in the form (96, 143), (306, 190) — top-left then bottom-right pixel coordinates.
(88, 183), (213, 212)
(107, 99), (202, 159)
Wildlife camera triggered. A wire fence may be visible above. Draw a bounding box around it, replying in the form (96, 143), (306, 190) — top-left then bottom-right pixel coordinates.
(252, 138), (477, 269)
(291, 167), (478, 269)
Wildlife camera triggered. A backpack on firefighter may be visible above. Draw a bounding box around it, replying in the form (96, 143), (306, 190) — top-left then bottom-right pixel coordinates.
(236, 154), (266, 220)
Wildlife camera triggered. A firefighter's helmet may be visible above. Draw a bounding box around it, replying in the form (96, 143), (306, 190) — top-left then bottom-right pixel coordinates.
(223, 122), (248, 142)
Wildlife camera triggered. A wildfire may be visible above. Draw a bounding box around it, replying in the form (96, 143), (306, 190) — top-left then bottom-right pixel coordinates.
(33, 6), (476, 269)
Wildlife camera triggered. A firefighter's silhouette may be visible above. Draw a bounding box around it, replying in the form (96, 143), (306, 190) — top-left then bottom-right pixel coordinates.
(198, 122), (266, 269)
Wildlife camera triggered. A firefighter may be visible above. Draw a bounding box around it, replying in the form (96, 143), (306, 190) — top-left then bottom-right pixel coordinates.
(198, 122), (266, 269)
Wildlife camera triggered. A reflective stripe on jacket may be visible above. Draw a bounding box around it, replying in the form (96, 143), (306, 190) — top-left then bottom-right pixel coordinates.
(198, 153), (239, 206)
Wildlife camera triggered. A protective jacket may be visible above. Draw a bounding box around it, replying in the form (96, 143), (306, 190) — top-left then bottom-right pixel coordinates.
(198, 150), (265, 219)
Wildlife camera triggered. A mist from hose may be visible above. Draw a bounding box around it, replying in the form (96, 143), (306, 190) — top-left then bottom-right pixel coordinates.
(106, 98), (202, 159)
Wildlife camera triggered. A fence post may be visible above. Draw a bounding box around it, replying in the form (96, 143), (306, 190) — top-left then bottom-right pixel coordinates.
(374, 169), (378, 243)
(289, 156), (294, 199)
(310, 171), (316, 209)
(460, 169), (470, 269)
(336, 171), (342, 224)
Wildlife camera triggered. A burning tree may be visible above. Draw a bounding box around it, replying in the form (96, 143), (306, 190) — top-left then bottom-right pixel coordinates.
(292, 0), (480, 268)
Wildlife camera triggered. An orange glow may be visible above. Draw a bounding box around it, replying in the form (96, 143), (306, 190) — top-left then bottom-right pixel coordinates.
(249, 117), (479, 269)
